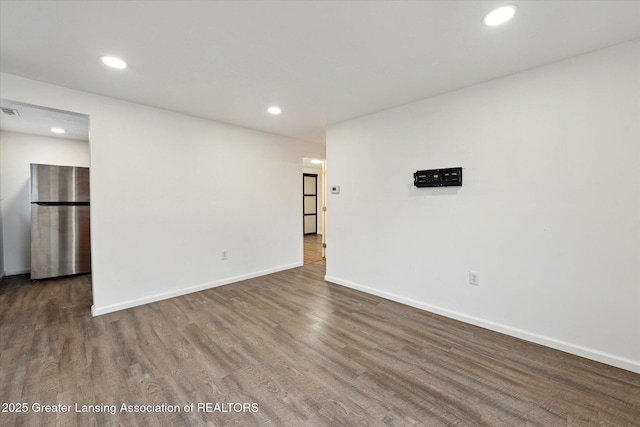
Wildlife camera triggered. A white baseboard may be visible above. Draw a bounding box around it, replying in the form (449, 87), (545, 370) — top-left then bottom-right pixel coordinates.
(6, 268), (30, 276)
(92, 262), (303, 317)
(324, 275), (640, 374)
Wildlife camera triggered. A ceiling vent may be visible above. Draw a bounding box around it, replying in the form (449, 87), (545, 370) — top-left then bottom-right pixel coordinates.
(1, 107), (20, 116)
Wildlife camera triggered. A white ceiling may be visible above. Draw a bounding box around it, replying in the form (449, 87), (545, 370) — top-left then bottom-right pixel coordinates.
(1, 1), (638, 144)
(0, 99), (89, 141)
(303, 157), (323, 170)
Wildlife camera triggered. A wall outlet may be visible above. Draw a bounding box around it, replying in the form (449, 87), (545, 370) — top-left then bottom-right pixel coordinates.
(469, 271), (480, 286)
(221, 250), (228, 260)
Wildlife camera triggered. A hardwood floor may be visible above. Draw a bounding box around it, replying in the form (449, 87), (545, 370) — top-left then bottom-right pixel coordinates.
(304, 234), (325, 266)
(1, 267), (638, 426)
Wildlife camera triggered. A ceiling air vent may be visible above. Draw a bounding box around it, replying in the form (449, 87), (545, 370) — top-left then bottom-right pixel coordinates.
(1, 107), (20, 116)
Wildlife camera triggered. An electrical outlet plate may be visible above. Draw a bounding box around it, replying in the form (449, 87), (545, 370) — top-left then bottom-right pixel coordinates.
(469, 271), (480, 286)
(222, 251), (228, 260)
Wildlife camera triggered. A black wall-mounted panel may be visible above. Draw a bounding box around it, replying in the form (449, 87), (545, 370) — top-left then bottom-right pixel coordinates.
(414, 167), (462, 187)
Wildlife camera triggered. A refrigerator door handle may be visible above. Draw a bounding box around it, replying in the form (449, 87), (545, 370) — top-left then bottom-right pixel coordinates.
(34, 202), (90, 206)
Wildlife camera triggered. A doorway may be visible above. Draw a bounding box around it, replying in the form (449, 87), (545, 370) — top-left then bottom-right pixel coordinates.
(0, 99), (92, 299)
(303, 158), (325, 265)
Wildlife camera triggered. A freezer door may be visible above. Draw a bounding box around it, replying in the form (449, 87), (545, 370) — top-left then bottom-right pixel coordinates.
(31, 164), (90, 203)
(30, 204), (91, 280)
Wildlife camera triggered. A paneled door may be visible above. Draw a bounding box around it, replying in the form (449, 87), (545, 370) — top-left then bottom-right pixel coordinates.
(303, 173), (317, 235)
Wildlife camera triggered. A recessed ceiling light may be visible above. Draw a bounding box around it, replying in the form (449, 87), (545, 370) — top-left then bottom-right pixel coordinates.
(483, 5), (516, 26)
(311, 159), (323, 164)
(101, 56), (127, 69)
(51, 127), (66, 134)
(267, 106), (282, 115)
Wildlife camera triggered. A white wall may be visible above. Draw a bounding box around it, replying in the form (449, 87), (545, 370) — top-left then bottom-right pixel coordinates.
(0, 73), (325, 315)
(326, 40), (640, 373)
(0, 131), (90, 274)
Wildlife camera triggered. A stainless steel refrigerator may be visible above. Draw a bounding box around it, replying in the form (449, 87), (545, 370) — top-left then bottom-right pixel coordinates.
(30, 163), (91, 280)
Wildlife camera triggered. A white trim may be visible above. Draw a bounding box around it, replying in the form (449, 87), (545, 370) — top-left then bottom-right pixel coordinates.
(6, 268), (30, 276)
(324, 275), (640, 374)
(91, 263), (303, 316)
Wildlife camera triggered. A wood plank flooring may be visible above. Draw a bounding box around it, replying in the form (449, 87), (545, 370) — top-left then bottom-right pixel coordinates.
(1, 266), (639, 426)
(304, 234), (325, 265)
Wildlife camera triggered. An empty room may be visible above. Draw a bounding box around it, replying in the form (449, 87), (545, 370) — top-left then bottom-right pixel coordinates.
(0, 1), (639, 426)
